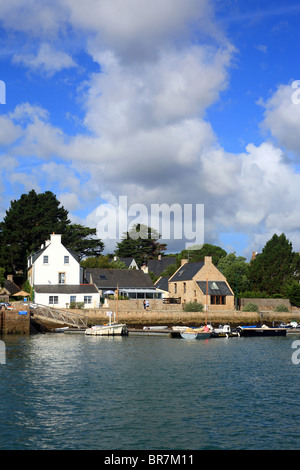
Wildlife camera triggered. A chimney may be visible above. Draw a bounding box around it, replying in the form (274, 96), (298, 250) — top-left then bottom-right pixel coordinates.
(50, 234), (62, 244)
(7, 274), (13, 282)
(181, 258), (188, 266)
(158, 254), (162, 260)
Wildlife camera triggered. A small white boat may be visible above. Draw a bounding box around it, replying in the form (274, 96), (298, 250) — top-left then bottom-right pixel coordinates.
(85, 323), (128, 336)
(180, 327), (211, 340)
(85, 310), (128, 336)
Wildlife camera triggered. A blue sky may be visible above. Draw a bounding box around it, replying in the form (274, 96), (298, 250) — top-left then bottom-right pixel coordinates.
(1, 0), (300, 259)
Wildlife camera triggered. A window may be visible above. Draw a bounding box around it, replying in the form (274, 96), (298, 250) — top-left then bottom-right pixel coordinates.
(64, 256), (69, 264)
(211, 295), (226, 305)
(99, 275), (107, 280)
(70, 296), (76, 303)
(43, 255), (49, 264)
(49, 296), (58, 305)
(174, 283), (177, 294)
(183, 282), (186, 293)
(58, 272), (66, 284)
(84, 296), (92, 304)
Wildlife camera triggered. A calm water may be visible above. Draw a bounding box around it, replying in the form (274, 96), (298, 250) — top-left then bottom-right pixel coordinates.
(0, 331), (299, 450)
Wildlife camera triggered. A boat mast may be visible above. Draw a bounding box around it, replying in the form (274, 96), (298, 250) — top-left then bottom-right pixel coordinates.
(206, 278), (208, 325)
(116, 283), (119, 323)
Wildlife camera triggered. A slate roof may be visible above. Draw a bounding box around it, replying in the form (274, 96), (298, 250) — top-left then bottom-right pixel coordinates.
(169, 262), (204, 281)
(118, 258), (137, 268)
(34, 284), (98, 294)
(154, 276), (169, 292)
(196, 281), (233, 296)
(86, 268), (154, 289)
(2, 279), (21, 295)
(147, 257), (177, 276)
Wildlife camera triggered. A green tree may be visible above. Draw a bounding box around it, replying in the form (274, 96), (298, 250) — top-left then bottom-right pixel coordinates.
(62, 224), (104, 260)
(81, 255), (126, 269)
(0, 190), (104, 277)
(248, 233), (300, 295)
(217, 253), (250, 294)
(179, 243), (227, 266)
(115, 224), (166, 267)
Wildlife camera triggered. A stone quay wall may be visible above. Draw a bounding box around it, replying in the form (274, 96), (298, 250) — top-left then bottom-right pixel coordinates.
(82, 308), (300, 328)
(1, 304), (30, 335)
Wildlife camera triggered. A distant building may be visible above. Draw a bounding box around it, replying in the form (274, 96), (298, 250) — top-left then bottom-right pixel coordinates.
(112, 256), (139, 269)
(85, 268), (162, 299)
(0, 275), (21, 302)
(141, 255), (177, 276)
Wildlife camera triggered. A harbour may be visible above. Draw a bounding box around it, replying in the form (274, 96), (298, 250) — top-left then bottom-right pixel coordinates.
(1, 330), (300, 450)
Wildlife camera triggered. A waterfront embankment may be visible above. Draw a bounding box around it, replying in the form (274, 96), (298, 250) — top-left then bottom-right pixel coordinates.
(82, 308), (300, 329)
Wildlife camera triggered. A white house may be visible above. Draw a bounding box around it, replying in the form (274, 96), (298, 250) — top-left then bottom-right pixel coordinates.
(27, 233), (99, 308)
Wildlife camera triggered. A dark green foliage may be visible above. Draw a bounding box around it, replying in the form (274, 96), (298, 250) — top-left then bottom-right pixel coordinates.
(248, 233), (300, 296)
(0, 190), (104, 277)
(286, 282), (300, 307)
(115, 224), (166, 267)
(217, 253), (250, 294)
(180, 243), (227, 266)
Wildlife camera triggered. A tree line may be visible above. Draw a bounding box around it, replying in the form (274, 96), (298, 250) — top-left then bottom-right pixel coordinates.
(1, 190), (300, 306)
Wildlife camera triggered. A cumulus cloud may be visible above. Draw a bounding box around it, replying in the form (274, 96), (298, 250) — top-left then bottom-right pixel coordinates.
(1, 0), (300, 256)
(259, 81), (300, 158)
(12, 43), (76, 75)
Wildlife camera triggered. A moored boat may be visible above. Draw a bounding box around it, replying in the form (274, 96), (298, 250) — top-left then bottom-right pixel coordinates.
(211, 324), (239, 337)
(85, 323), (128, 336)
(180, 326), (211, 340)
(236, 325), (287, 337)
(85, 309), (128, 336)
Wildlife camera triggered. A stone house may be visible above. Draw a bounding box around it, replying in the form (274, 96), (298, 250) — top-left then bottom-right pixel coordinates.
(168, 256), (235, 310)
(27, 233), (99, 308)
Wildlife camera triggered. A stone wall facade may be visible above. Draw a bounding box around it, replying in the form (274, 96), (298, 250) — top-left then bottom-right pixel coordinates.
(168, 257), (235, 310)
(1, 304), (30, 334)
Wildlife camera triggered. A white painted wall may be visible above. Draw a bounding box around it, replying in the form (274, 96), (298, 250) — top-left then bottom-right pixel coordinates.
(35, 292), (100, 309)
(32, 234), (80, 286)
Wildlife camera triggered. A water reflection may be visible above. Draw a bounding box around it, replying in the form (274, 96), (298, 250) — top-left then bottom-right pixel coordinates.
(0, 333), (299, 450)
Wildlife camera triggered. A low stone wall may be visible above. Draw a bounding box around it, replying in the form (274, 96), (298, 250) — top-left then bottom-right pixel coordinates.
(240, 298), (291, 310)
(1, 304), (30, 335)
(106, 299), (182, 311)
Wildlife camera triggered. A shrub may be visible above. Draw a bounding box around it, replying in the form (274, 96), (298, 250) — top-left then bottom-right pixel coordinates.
(183, 301), (204, 312)
(69, 302), (84, 309)
(242, 302), (259, 312)
(275, 304), (289, 312)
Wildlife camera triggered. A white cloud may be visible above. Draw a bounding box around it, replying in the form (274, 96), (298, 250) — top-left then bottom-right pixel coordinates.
(12, 43), (76, 75)
(259, 82), (300, 158)
(1, 0), (300, 257)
